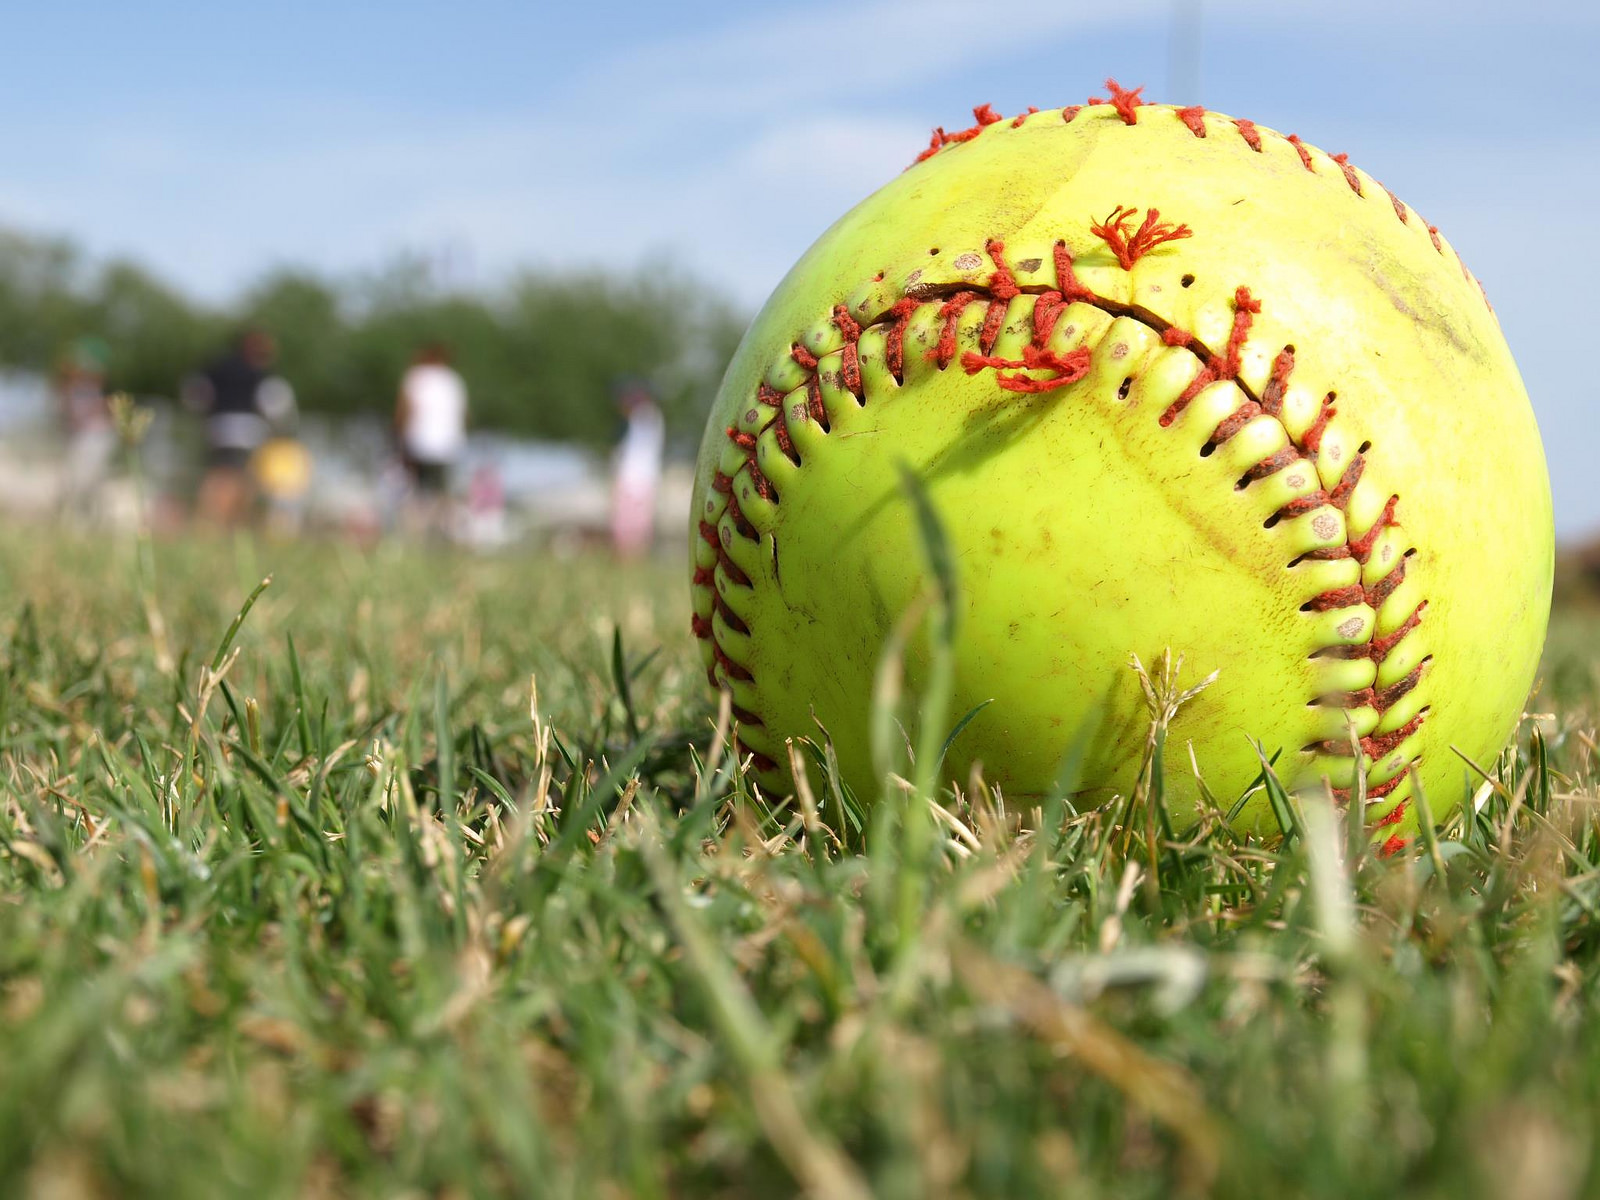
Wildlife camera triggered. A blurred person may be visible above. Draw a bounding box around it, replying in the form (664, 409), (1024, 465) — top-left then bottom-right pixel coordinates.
(462, 460), (508, 549)
(252, 434), (313, 538)
(395, 342), (468, 538)
(610, 379), (664, 559)
(54, 335), (115, 521)
(185, 328), (297, 528)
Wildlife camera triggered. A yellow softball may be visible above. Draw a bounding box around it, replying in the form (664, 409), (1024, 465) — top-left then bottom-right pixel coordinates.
(690, 82), (1552, 848)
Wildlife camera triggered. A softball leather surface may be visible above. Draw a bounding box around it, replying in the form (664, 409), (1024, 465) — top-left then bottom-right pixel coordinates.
(690, 85), (1552, 844)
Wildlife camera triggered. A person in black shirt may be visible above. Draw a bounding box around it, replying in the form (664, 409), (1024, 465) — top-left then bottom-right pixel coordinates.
(184, 329), (296, 527)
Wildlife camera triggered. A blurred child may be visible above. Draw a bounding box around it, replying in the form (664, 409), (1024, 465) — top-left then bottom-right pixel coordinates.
(610, 380), (664, 559)
(55, 336), (115, 521)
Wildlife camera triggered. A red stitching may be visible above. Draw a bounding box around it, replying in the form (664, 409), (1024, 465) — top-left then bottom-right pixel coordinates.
(714, 593), (751, 637)
(1221, 286), (1260, 376)
(1092, 78), (1144, 125)
(834, 304), (865, 400)
(1379, 833), (1409, 857)
(1303, 396), (1337, 455)
(910, 104), (1003, 166)
(744, 748), (778, 774)
(804, 376), (827, 427)
(931, 291), (981, 368)
(976, 239), (1023, 354)
(1089, 206), (1194, 270)
(883, 297), (918, 382)
(1238, 446), (1301, 485)
(1427, 225), (1443, 253)
(1032, 291), (1069, 343)
(961, 344), (1093, 394)
(1348, 495), (1399, 562)
(1176, 106), (1207, 137)
(1330, 152), (1363, 195)
(713, 642), (753, 682)
(1331, 773), (1405, 805)
(1207, 400), (1261, 446)
(698, 207), (1430, 817)
(1327, 455), (1365, 510)
(1260, 348), (1295, 417)
(1305, 713), (1423, 761)
(903, 94), (1487, 314)
(1376, 799), (1410, 827)
(839, 342), (863, 401)
(1318, 664), (1423, 714)
(1369, 602), (1426, 664)
(950, 103), (1001, 143)
(1274, 490), (1334, 520)
(723, 490), (757, 540)
(729, 702), (765, 727)
(1158, 287), (1257, 427)
(913, 130), (943, 164)
(1052, 241), (1095, 303)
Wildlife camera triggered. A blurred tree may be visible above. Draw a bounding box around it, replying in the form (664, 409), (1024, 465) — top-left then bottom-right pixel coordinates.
(0, 225), (749, 444)
(503, 260), (748, 446)
(241, 271), (349, 416)
(92, 260), (222, 397)
(0, 231), (88, 370)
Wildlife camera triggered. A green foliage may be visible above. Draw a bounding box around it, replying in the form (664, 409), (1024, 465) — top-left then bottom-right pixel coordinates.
(0, 529), (1596, 1197)
(0, 226), (747, 445)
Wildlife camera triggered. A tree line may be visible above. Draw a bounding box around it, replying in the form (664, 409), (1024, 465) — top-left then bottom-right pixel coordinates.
(0, 226), (750, 447)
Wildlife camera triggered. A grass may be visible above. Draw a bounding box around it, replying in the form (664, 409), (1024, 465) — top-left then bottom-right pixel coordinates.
(0, 524), (1596, 1199)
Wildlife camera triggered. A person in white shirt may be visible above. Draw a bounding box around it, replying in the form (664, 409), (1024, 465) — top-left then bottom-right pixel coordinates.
(395, 343), (468, 537)
(611, 380), (664, 558)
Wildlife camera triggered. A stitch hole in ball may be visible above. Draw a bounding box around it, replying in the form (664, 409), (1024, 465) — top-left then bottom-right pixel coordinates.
(1358, 440), (1373, 454)
(1263, 512), (1281, 530)
(929, 247), (940, 256)
(1181, 274), (1195, 288)
(1117, 377), (1133, 400)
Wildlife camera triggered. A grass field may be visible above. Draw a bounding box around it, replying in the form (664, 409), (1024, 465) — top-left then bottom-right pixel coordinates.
(0, 526), (1596, 1199)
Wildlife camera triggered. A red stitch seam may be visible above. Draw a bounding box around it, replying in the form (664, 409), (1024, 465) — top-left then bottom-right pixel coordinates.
(909, 103), (1003, 166)
(696, 218), (1429, 816)
(1286, 134), (1314, 171)
(1089, 206), (1194, 271)
(907, 95), (1487, 312)
(1330, 152), (1363, 195)
(1093, 78), (1144, 125)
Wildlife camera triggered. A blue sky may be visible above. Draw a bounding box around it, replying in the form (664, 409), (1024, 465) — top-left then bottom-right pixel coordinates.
(1, 0), (1597, 536)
